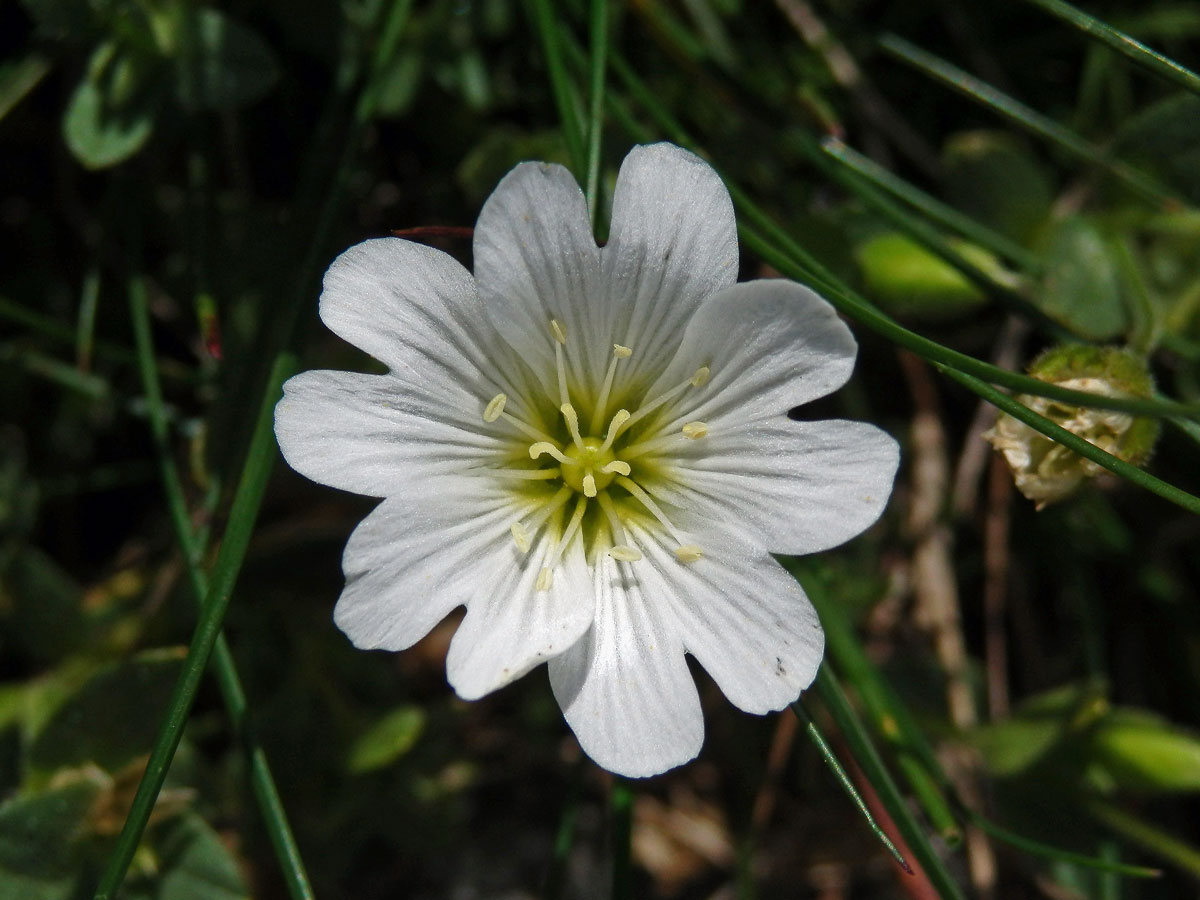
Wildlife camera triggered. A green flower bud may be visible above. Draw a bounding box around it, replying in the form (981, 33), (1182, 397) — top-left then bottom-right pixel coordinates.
(984, 345), (1160, 508)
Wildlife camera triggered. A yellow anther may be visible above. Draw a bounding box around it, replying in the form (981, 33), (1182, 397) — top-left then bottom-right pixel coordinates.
(609, 545), (642, 562)
(681, 421), (708, 439)
(598, 409), (630, 453)
(675, 545), (703, 563)
(613, 344), (632, 358)
(549, 319), (567, 344)
(690, 366), (711, 387)
(560, 403), (586, 450)
(536, 567), (553, 591)
(600, 460), (631, 476)
(509, 522), (532, 553)
(582, 473), (598, 497)
(483, 393), (507, 422)
(529, 442), (572, 464)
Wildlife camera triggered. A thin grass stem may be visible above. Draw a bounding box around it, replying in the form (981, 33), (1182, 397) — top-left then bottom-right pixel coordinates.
(1018, 0), (1200, 96)
(878, 34), (1178, 208)
(585, 0), (609, 232)
(819, 137), (1042, 272)
(92, 351), (296, 900)
(814, 666), (967, 898)
(127, 275), (314, 898)
(610, 778), (634, 900)
(791, 701), (913, 871)
(530, 0), (587, 178)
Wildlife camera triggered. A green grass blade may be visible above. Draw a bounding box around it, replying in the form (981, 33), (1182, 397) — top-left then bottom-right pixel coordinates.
(791, 701), (914, 871)
(1019, 0), (1200, 96)
(814, 666), (967, 899)
(585, 0), (610, 232)
(530, 0), (587, 178)
(878, 34), (1178, 208)
(819, 137), (1042, 273)
(76, 268), (101, 370)
(967, 810), (1161, 878)
(542, 762), (585, 900)
(0, 53), (51, 122)
(92, 350), (296, 900)
(127, 276), (314, 898)
(807, 144), (1065, 335)
(610, 778), (634, 900)
(802, 573), (961, 843)
(1084, 797), (1200, 878)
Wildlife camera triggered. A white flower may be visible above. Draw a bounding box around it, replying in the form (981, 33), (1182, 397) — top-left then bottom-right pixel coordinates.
(274, 143), (899, 777)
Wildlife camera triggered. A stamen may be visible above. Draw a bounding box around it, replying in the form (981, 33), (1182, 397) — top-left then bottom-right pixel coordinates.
(621, 366), (712, 433)
(483, 393), (507, 422)
(497, 410), (558, 445)
(536, 567), (553, 591)
(560, 403), (586, 451)
(597, 492), (639, 562)
(675, 545), (703, 563)
(510, 522), (532, 553)
(543, 495), (588, 575)
(681, 421), (708, 439)
(609, 545), (643, 562)
(590, 344), (633, 433)
(597, 409), (630, 454)
(582, 472), (598, 497)
(529, 442), (577, 465)
(615, 475), (687, 545)
(551, 320), (570, 408)
(600, 460), (631, 476)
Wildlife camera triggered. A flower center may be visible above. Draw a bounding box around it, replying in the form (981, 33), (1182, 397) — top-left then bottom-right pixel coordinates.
(481, 319), (708, 590)
(561, 437), (617, 495)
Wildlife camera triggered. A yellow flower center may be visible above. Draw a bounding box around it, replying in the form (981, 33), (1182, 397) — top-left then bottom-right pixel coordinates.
(481, 318), (710, 590)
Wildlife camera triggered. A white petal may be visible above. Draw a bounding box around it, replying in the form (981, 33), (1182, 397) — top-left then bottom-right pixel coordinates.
(274, 370), (504, 497)
(447, 535), (594, 700)
(653, 418), (899, 555)
(549, 553), (703, 778)
(631, 522), (823, 714)
(333, 477), (518, 651)
(646, 279), (858, 425)
(473, 161), (605, 393)
(602, 143), (738, 390)
(320, 238), (491, 383)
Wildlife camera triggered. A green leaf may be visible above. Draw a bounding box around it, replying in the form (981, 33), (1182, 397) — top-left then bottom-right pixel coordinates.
(29, 648), (186, 776)
(942, 131), (1055, 243)
(855, 231), (990, 321)
(62, 42), (160, 169)
(972, 683), (1104, 778)
(347, 705), (427, 774)
(0, 54), (53, 123)
(1086, 710), (1200, 794)
(174, 9), (280, 111)
(155, 814), (249, 900)
(372, 50), (424, 117)
(0, 775), (103, 900)
(1035, 218), (1129, 340)
(1113, 93), (1200, 205)
(0, 545), (88, 664)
